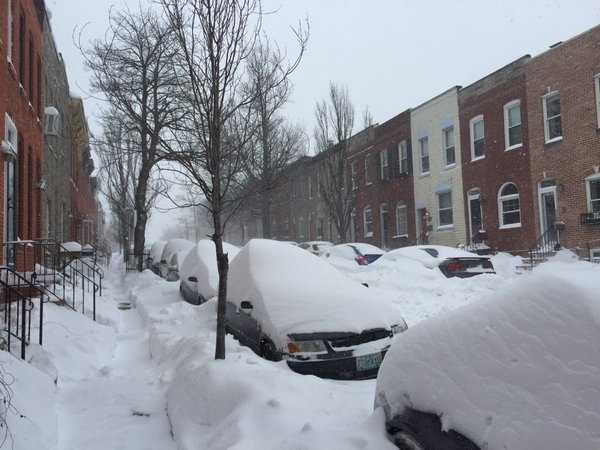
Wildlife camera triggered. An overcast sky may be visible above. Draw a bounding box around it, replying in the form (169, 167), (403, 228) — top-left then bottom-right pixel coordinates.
(47, 0), (600, 242)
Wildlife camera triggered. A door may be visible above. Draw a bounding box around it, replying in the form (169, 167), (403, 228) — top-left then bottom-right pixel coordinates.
(539, 185), (558, 245)
(468, 191), (482, 243)
(380, 204), (388, 248)
(5, 158), (17, 266)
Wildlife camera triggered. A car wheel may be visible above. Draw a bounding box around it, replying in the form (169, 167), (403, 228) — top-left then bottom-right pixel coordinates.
(392, 431), (426, 450)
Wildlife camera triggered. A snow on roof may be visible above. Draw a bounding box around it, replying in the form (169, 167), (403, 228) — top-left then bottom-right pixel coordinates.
(228, 239), (405, 342)
(380, 245), (481, 268)
(180, 240), (240, 299)
(61, 241), (82, 252)
(161, 239), (194, 265)
(150, 241), (167, 262)
(375, 273), (600, 449)
(347, 243), (384, 255)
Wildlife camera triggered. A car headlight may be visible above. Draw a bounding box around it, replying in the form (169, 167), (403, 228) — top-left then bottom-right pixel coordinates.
(391, 320), (408, 335)
(287, 340), (327, 353)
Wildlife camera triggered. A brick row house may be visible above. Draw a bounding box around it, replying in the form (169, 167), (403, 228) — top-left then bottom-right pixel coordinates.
(0, 0), (102, 265)
(232, 24), (600, 259)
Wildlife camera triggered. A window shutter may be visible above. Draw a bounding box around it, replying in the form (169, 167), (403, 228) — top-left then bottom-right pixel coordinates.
(376, 152), (382, 181)
(389, 144), (399, 178)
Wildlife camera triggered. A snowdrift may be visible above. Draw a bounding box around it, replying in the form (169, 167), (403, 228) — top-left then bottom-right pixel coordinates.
(150, 240), (167, 263)
(161, 239), (194, 268)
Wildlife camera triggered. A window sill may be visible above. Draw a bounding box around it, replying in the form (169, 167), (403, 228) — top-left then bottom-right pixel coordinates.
(420, 172), (430, 178)
(392, 234), (409, 239)
(437, 225), (454, 231)
(499, 223), (522, 230)
(505, 143), (523, 152)
(365, 182), (372, 186)
(471, 156), (485, 162)
(443, 163), (456, 171)
(364, 232), (373, 238)
(544, 136), (563, 146)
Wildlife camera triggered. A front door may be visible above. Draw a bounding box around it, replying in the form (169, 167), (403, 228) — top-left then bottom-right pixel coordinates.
(5, 157), (17, 266)
(539, 185), (558, 244)
(468, 192), (482, 243)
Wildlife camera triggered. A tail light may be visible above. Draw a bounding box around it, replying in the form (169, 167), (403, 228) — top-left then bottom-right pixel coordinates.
(482, 259), (493, 269)
(446, 261), (463, 272)
(355, 255), (368, 266)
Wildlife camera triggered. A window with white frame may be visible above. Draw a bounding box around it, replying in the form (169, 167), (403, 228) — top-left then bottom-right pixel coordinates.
(504, 100), (522, 149)
(498, 183), (521, 228)
(350, 160), (357, 190)
(395, 204), (408, 236)
(4, 113), (17, 155)
(470, 115), (485, 160)
(419, 137), (429, 174)
(438, 191), (453, 227)
(398, 140), (409, 174)
(587, 176), (600, 213)
(7, 0), (13, 62)
(363, 206), (373, 237)
(364, 155), (372, 185)
(594, 74), (600, 128)
(442, 126), (455, 167)
(380, 148), (389, 180)
(543, 92), (562, 143)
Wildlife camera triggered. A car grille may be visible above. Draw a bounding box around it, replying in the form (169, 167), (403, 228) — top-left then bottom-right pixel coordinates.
(328, 328), (391, 348)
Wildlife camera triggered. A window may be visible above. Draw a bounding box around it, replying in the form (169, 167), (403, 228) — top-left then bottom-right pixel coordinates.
(308, 176), (312, 199)
(595, 74), (600, 128)
(380, 204), (389, 247)
(4, 114), (18, 155)
(380, 149), (389, 180)
(587, 176), (600, 213)
(442, 126), (455, 167)
(419, 137), (429, 174)
(364, 155), (372, 185)
(468, 189), (483, 242)
(543, 92), (562, 143)
(363, 206), (373, 237)
(44, 107), (60, 135)
(350, 210), (356, 242)
(504, 100), (522, 149)
(498, 183), (521, 228)
(398, 140), (409, 174)
(438, 191), (453, 228)
(350, 160), (357, 190)
(395, 204), (408, 237)
(470, 115), (485, 160)
(7, 0), (13, 62)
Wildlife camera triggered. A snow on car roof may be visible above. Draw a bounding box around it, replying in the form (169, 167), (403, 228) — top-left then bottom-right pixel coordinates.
(161, 239), (194, 264)
(381, 245), (482, 267)
(150, 241), (167, 262)
(180, 240), (240, 299)
(347, 243), (385, 255)
(375, 273), (600, 450)
(228, 239), (405, 341)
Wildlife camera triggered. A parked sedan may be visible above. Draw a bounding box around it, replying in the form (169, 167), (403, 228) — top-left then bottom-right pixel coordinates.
(325, 243), (385, 266)
(378, 245), (495, 278)
(159, 239), (194, 281)
(149, 240), (167, 274)
(179, 239), (239, 305)
(374, 276), (600, 449)
(227, 239), (407, 379)
(298, 241), (334, 256)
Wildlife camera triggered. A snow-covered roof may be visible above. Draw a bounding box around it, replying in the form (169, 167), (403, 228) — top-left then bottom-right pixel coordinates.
(61, 241), (82, 253)
(375, 274), (600, 449)
(161, 239), (194, 266)
(228, 239), (405, 343)
(380, 245), (482, 268)
(180, 240), (240, 299)
(150, 240), (167, 262)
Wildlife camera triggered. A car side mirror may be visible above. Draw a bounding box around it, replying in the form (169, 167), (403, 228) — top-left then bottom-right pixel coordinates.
(240, 300), (253, 311)
(188, 276), (198, 283)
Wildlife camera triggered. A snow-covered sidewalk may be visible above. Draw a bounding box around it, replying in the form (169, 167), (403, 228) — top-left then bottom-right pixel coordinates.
(54, 269), (176, 450)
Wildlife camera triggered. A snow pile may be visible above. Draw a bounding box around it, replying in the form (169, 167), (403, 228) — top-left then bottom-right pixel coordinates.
(161, 239), (194, 268)
(179, 239), (239, 300)
(228, 239), (405, 341)
(375, 273), (600, 450)
(150, 240), (167, 263)
(61, 241), (82, 253)
(128, 269), (396, 450)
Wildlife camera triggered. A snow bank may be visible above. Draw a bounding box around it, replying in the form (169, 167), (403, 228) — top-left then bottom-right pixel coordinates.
(228, 239), (405, 342)
(179, 240), (239, 300)
(375, 274), (600, 450)
(150, 240), (167, 263)
(61, 241), (82, 253)
(161, 239), (194, 267)
(379, 245), (483, 268)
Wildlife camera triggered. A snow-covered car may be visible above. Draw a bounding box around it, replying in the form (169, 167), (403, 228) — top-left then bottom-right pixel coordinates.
(149, 240), (167, 274)
(227, 239), (408, 379)
(179, 239), (240, 305)
(298, 240), (333, 256)
(377, 245), (495, 278)
(374, 276), (600, 450)
(159, 239), (194, 281)
(325, 243), (385, 266)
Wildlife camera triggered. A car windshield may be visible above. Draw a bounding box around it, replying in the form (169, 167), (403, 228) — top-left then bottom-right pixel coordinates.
(420, 248), (439, 258)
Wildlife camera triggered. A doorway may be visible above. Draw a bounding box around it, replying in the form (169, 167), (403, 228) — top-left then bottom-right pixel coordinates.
(467, 190), (482, 243)
(539, 183), (558, 243)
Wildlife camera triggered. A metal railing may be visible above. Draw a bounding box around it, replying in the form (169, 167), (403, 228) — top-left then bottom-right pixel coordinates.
(528, 225), (561, 270)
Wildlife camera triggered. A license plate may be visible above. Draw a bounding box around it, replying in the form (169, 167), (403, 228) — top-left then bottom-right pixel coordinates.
(356, 352), (382, 371)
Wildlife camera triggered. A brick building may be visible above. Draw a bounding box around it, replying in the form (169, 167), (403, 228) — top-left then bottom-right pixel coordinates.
(459, 56), (536, 254)
(525, 26), (600, 259)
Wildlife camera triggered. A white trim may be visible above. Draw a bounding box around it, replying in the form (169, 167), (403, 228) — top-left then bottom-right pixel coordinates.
(585, 173), (600, 213)
(398, 140), (408, 174)
(594, 74), (600, 129)
(503, 99), (523, 151)
(437, 190), (453, 228)
(538, 183), (558, 236)
(469, 115), (485, 161)
(437, 225), (455, 231)
(395, 203), (408, 237)
(498, 182), (521, 229)
(467, 189), (481, 243)
(542, 91), (562, 143)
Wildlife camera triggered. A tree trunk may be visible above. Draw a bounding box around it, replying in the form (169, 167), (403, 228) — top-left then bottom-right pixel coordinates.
(133, 163), (151, 271)
(213, 215), (229, 360)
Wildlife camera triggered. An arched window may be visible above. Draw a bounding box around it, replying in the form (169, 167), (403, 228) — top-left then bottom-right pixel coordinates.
(498, 183), (521, 228)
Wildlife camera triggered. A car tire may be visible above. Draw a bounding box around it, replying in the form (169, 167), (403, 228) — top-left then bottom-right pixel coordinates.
(391, 431), (426, 450)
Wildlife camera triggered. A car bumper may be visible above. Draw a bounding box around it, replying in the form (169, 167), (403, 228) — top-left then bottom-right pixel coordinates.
(287, 349), (387, 380)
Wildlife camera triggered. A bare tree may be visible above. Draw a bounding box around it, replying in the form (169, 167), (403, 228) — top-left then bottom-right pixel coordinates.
(80, 5), (183, 270)
(243, 38), (308, 238)
(162, 0), (306, 359)
(314, 82), (356, 242)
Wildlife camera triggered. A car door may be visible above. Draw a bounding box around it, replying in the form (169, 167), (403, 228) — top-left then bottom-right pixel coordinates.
(238, 304), (262, 353)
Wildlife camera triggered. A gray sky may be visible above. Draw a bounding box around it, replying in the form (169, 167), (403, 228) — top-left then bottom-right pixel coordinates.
(48, 0), (600, 242)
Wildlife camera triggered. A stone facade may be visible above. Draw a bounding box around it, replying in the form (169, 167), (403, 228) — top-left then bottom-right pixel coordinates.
(459, 56), (537, 253)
